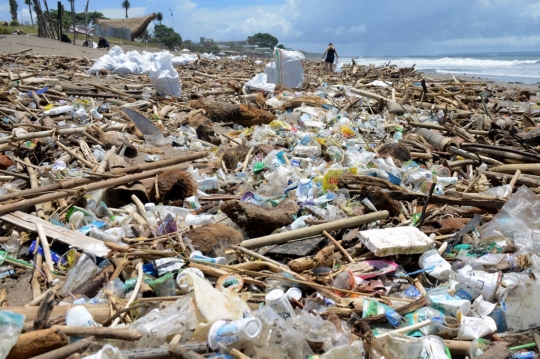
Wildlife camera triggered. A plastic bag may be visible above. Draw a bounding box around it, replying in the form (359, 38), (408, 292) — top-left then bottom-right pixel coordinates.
(148, 52), (182, 97)
(244, 73), (275, 93)
(264, 48), (305, 88)
(0, 310), (25, 359)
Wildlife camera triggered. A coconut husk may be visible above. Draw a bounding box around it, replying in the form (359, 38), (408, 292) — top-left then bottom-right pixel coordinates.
(149, 169), (196, 206)
(188, 98), (274, 127)
(375, 142), (411, 166)
(184, 223), (243, 256)
(221, 196), (299, 237)
(221, 145), (250, 170)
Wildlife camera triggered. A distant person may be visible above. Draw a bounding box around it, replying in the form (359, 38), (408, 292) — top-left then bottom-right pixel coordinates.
(97, 36), (110, 50)
(322, 43), (339, 73)
(82, 40), (88, 47)
(60, 34), (72, 43)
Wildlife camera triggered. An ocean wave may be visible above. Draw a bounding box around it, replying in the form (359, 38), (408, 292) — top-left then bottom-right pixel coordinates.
(347, 57), (539, 68)
(339, 56), (540, 82)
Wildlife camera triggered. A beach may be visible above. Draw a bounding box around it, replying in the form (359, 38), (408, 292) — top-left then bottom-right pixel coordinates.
(2, 32), (540, 358)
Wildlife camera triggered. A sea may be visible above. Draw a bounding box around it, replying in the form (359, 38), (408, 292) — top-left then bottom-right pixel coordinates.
(339, 54), (540, 84)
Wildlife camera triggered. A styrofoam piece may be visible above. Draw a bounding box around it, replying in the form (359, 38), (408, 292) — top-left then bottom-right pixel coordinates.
(357, 226), (434, 256)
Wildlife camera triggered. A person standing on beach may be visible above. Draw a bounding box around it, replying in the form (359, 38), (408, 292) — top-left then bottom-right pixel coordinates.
(322, 43), (339, 73)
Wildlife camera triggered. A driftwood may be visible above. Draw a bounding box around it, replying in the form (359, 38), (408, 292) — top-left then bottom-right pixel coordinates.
(7, 328), (68, 359)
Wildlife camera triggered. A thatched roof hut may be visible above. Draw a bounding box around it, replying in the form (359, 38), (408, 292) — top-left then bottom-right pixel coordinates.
(95, 13), (156, 40)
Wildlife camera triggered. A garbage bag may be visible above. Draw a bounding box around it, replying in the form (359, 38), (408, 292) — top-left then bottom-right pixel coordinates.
(264, 48), (305, 88)
(148, 52), (182, 97)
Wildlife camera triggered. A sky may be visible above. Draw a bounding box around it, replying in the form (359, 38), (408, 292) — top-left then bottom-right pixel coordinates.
(6, 0), (540, 56)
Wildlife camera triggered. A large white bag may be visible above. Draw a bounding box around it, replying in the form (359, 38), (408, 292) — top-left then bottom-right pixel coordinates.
(148, 52), (182, 97)
(264, 48), (305, 88)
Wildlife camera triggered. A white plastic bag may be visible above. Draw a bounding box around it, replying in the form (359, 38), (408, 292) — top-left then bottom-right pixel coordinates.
(148, 52), (182, 97)
(112, 61), (140, 74)
(244, 73), (275, 93)
(264, 48), (305, 88)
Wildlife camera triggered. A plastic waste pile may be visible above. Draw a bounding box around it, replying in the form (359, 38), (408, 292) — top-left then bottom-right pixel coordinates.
(2, 45), (540, 359)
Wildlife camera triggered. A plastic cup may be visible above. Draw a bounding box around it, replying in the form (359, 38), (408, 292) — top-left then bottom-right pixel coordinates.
(419, 250), (453, 280)
(176, 268), (204, 293)
(66, 306), (98, 343)
(456, 265), (502, 302)
(207, 317), (262, 350)
(265, 289), (296, 320)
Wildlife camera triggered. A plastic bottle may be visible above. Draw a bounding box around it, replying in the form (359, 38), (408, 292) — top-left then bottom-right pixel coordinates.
(2, 230), (20, 255)
(190, 250), (227, 265)
(60, 252), (99, 297)
(207, 317), (263, 350)
(197, 176), (219, 191)
(88, 108), (103, 120)
(42, 105), (74, 116)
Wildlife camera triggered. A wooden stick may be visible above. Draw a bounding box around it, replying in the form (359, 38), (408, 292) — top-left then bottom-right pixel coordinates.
(24, 157), (45, 219)
(35, 223), (55, 275)
(28, 336), (94, 359)
(241, 146), (254, 173)
(55, 140), (95, 169)
(509, 169), (521, 188)
(8, 328), (68, 359)
(52, 325), (141, 340)
(26, 282), (62, 307)
(322, 230), (354, 263)
(5, 304), (111, 324)
(112, 262), (143, 327)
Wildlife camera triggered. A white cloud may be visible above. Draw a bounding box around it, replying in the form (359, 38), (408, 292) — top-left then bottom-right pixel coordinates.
(177, 0), (302, 42)
(101, 7), (147, 20)
(334, 25), (366, 35)
(523, 2), (540, 18)
(178, 0), (197, 10)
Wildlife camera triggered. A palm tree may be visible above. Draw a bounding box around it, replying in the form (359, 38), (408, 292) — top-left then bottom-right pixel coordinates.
(156, 11), (163, 26)
(121, 0), (130, 19)
(24, 0), (33, 25)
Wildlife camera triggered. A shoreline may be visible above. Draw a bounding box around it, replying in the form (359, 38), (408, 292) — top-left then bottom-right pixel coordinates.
(2, 34), (538, 95)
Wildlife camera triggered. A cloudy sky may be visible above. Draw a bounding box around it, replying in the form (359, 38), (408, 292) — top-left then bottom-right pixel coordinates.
(8, 0), (540, 55)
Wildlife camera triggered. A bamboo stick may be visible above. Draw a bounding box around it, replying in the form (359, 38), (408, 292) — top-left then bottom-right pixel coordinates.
(241, 211), (389, 249)
(0, 151), (208, 203)
(35, 223), (55, 275)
